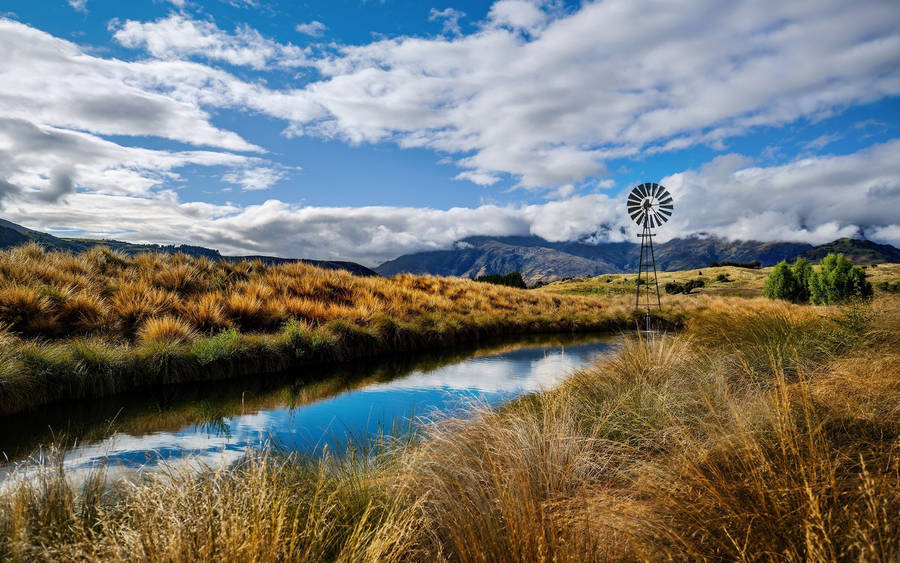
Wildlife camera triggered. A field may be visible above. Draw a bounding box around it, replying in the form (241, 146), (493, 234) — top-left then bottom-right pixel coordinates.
(541, 261), (900, 298)
(0, 243), (708, 416)
(1, 292), (897, 560)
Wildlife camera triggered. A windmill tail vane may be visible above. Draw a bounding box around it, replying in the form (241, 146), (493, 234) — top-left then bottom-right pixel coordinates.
(626, 182), (673, 317)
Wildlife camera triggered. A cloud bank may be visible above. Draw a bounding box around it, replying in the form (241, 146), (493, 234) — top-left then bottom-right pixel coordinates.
(0, 0), (898, 264)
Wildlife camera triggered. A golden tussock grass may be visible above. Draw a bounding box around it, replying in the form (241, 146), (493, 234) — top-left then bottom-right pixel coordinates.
(2, 295), (897, 561)
(0, 242), (707, 414)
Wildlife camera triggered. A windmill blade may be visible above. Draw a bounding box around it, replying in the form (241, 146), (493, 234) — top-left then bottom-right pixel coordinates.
(627, 190), (642, 204)
(653, 210), (667, 225)
(629, 208), (644, 222)
(657, 208), (672, 220)
(637, 183), (649, 199)
(636, 210), (647, 226)
(650, 183), (662, 200)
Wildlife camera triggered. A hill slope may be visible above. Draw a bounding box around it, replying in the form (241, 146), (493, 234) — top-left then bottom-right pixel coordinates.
(0, 219), (377, 277)
(793, 237), (900, 265)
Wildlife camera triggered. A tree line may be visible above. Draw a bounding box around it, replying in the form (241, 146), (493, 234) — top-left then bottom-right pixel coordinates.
(763, 253), (872, 304)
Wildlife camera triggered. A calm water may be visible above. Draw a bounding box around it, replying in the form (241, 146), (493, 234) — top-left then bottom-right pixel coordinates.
(0, 333), (616, 482)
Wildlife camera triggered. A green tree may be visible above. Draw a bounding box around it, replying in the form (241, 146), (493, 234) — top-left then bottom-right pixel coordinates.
(809, 253), (873, 305)
(790, 257), (813, 303)
(763, 260), (798, 301)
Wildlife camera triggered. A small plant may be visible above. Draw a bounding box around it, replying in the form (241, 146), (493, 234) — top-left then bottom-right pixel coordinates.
(715, 273), (730, 283)
(192, 328), (241, 365)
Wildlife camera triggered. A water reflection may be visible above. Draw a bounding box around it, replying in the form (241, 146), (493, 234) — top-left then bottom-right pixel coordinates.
(0, 333), (615, 483)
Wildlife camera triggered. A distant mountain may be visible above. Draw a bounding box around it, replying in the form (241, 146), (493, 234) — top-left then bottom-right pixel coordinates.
(792, 238), (900, 265)
(0, 219), (378, 277)
(376, 235), (898, 285)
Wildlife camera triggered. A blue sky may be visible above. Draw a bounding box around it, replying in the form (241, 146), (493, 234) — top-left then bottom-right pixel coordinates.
(0, 0), (898, 264)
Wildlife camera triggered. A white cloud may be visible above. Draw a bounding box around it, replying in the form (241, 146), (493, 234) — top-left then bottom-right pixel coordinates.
(295, 20), (326, 38)
(804, 133), (842, 150)
(264, 0), (900, 189)
(487, 0), (547, 32)
(660, 139), (900, 244)
(429, 8), (465, 36)
(7, 140), (898, 266)
(0, 19), (261, 152)
(68, 0), (87, 13)
(222, 167), (288, 191)
(113, 14), (310, 69)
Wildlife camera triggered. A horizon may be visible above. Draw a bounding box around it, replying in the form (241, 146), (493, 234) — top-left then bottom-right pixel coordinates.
(1, 0), (898, 265)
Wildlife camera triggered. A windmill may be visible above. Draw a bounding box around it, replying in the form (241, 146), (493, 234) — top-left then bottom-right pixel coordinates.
(626, 182), (673, 323)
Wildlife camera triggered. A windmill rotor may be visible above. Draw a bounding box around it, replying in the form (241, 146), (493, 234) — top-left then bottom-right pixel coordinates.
(627, 183), (672, 229)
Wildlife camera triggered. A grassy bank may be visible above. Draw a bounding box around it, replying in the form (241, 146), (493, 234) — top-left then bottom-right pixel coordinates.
(2, 295), (897, 561)
(0, 244), (701, 415)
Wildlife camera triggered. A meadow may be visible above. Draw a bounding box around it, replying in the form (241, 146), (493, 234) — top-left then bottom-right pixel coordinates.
(1, 292), (897, 560)
(0, 243), (702, 416)
(542, 261), (900, 298)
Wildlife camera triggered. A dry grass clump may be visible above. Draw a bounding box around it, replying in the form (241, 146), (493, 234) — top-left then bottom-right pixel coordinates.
(2, 296), (896, 561)
(137, 316), (197, 344)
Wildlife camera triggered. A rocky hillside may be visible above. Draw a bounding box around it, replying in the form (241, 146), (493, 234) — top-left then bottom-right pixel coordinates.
(376, 235), (898, 285)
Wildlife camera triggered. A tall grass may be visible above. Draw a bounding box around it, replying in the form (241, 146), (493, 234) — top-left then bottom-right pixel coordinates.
(0, 243), (700, 414)
(2, 295), (897, 561)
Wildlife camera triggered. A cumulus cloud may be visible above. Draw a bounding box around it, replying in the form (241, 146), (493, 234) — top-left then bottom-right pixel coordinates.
(660, 139), (900, 245)
(0, 4), (898, 265)
(295, 20), (326, 38)
(0, 19), (260, 152)
(112, 14), (310, 69)
(273, 0), (900, 189)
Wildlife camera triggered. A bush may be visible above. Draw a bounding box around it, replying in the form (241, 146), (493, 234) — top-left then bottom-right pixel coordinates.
(664, 282), (684, 295)
(715, 273), (730, 283)
(192, 328), (241, 365)
(809, 253), (873, 305)
(683, 279), (705, 293)
(764, 254), (873, 304)
(763, 260), (802, 302)
(475, 272), (527, 289)
(664, 279), (705, 295)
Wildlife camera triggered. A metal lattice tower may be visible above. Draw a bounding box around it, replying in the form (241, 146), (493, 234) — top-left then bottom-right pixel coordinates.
(627, 183), (673, 324)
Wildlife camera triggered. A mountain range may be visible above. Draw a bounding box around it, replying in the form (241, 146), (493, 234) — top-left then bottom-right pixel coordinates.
(375, 235), (900, 285)
(3, 218), (898, 286)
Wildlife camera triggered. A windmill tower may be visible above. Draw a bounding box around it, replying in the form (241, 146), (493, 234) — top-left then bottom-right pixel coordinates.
(626, 182), (673, 327)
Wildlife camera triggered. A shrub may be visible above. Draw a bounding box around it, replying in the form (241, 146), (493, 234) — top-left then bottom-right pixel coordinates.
(683, 279), (705, 293)
(664, 282), (684, 295)
(763, 260), (801, 302)
(715, 273), (730, 282)
(192, 328), (241, 365)
(809, 253), (873, 305)
(475, 272), (527, 289)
